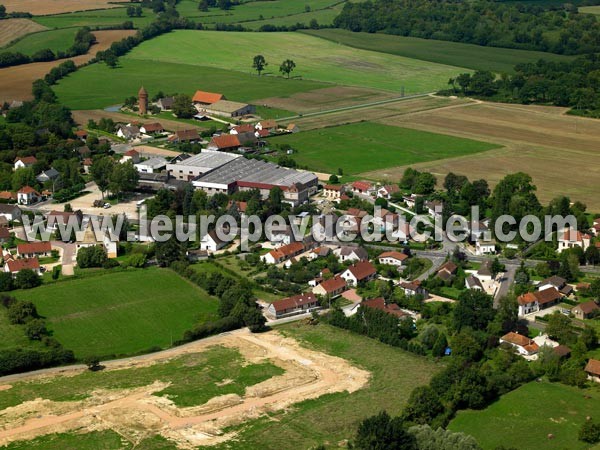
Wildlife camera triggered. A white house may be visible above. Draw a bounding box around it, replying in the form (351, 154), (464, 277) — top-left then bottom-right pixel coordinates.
(475, 238), (496, 256)
(14, 156), (37, 171)
(200, 230), (226, 252)
(499, 332), (539, 357)
(0, 204), (21, 222)
(340, 261), (377, 286)
(334, 246), (368, 263)
(120, 149), (140, 164)
(465, 274), (484, 291)
(558, 228), (591, 253)
(17, 186), (40, 205)
(377, 251), (408, 267)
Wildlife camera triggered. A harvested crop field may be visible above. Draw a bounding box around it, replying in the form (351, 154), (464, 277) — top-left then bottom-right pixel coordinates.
(0, 29), (136, 103)
(363, 100), (600, 209)
(72, 110), (208, 132)
(0, 19), (47, 48)
(2, 0), (126, 16)
(0, 329), (369, 449)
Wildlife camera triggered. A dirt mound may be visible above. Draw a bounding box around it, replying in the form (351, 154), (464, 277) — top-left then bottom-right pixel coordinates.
(0, 329), (370, 448)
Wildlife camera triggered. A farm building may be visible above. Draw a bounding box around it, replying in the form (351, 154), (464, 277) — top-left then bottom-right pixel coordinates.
(134, 157), (168, 174)
(192, 91), (224, 105)
(267, 293), (320, 319)
(202, 100), (255, 118)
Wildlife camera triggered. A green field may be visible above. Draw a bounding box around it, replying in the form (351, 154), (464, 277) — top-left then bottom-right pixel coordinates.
(54, 57), (327, 110)
(125, 30), (468, 94)
(210, 322), (442, 449)
(6, 431), (177, 450)
(34, 7), (157, 29)
(449, 381), (600, 450)
(0, 308), (42, 352)
(242, 3), (344, 30)
(0, 28), (77, 55)
(303, 29), (577, 74)
(12, 268), (219, 358)
(580, 5), (600, 14)
(268, 121), (501, 175)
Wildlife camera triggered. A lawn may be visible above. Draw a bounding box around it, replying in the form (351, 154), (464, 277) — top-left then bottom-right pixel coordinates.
(268, 121), (501, 175)
(54, 58), (327, 110)
(12, 268), (219, 359)
(209, 322), (443, 449)
(303, 29), (577, 74)
(449, 381), (600, 450)
(0, 345), (282, 411)
(1, 28), (77, 55)
(33, 7), (157, 29)
(125, 30), (469, 94)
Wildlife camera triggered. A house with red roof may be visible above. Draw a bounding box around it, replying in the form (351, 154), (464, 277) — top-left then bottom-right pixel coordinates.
(558, 227), (591, 253)
(4, 257), (41, 276)
(140, 122), (165, 134)
(351, 181), (373, 195)
(17, 241), (52, 258)
(378, 251), (408, 267)
(261, 242), (305, 265)
(192, 90), (224, 105)
(17, 186), (40, 205)
(377, 184), (400, 200)
(167, 129), (201, 144)
(267, 293), (320, 319)
(323, 184), (345, 202)
(585, 359), (600, 383)
(340, 261), (377, 286)
(500, 332), (539, 357)
(121, 149), (140, 164)
(572, 301), (600, 320)
(74, 130), (88, 141)
(312, 276), (347, 298)
(207, 134), (242, 151)
(14, 156), (37, 171)
(361, 297), (406, 318)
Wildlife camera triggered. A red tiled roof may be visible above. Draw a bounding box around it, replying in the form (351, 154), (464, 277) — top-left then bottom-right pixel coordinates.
(124, 149), (139, 157)
(438, 261), (458, 275)
(74, 130), (88, 137)
(574, 301), (600, 315)
(362, 297), (405, 318)
(534, 287), (562, 305)
(324, 184), (343, 191)
(0, 191), (16, 200)
(346, 261), (377, 281)
(256, 129), (270, 138)
(232, 124), (254, 134)
(352, 181), (372, 191)
(383, 184), (399, 194)
(379, 251), (408, 262)
(17, 241), (51, 254)
(0, 228), (10, 239)
(192, 91), (223, 104)
(561, 228), (588, 242)
(259, 120), (277, 129)
(518, 292), (537, 306)
(83, 158), (93, 166)
(317, 276), (346, 294)
(501, 332), (535, 347)
(228, 200), (247, 213)
(15, 156), (37, 165)
(175, 129), (200, 142)
(142, 122), (164, 133)
(6, 257), (40, 272)
(272, 293), (318, 313)
(210, 134), (241, 149)
(585, 359), (600, 376)
(18, 186), (39, 195)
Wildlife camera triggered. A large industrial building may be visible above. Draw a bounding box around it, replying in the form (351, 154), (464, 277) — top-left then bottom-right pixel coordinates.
(166, 151), (241, 181)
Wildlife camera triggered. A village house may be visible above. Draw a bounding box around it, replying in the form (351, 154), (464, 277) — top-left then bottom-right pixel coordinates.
(475, 237), (497, 256)
(156, 96), (174, 111)
(377, 184), (400, 200)
(334, 246), (368, 263)
(308, 246), (331, 261)
(399, 280), (428, 298)
(378, 251), (408, 267)
(261, 242), (305, 265)
(0, 227), (10, 243)
(585, 359), (600, 383)
(517, 292), (538, 316)
(361, 297), (406, 318)
(425, 200), (443, 218)
(436, 260), (458, 281)
(207, 134), (243, 152)
(4, 257), (41, 277)
(116, 124), (141, 140)
(476, 260), (494, 282)
(200, 229), (227, 253)
(36, 168), (59, 185)
(140, 123), (165, 135)
(227, 200), (248, 217)
(82, 158), (93, 174)
(351, 181), (373, 195)
(17, 241), (52, 258)
(267, 293), (320, 319)
(46, 210), (83, 231)
(14, 156), (37, 171)
(340, 261), (377, 286)
(256, 120), (278, 133)
(403, 194), (420, 209)
(167, 129), (201, 144)
(0, 191), (17, 203)
(538, 275), (573, 296)
(517, 287), (563, 316)
(269, 225), (294, 246)
(75, 223), (118, 259)
(121, 149), (140, 164)
(17, 186), (40, 205)
(322, 184), (345, 202)
(500, 332), (539, 357)
(558, 228), (591, 253)
(74, 129), (88, 141)
(192, 90), (224, 106)
(0, 204), (21, 222)
(286, 123), (300, 133)
(186, 248), (209, 262)
(313, 276), (347, 298)
(572, 301), (600, 320)
(465, 274), (484, 291)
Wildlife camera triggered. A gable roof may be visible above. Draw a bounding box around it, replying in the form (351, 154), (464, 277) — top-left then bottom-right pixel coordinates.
(124, 149), (139, 157)
(174, 129), (201, 142)
(0, 204), (18, 214)
(534, 287), (562, 305)
(316, 276), (347, 294)
(378, 251), (408, 262)
(6, 257), (40, 272)
(362, 297), (405, 318)
(438, 261), (458, 275)
(210, 134), (241, 149)
(271, 293), (318, 313)
(15, 156), (37, 165)
(17, 241), (51, 254)
(539, 275), (566, 289)
(258, 119), (277, 129)
(345, 261), (377, 281)
(352, 181), (372, 191)
(501, 332), (536, 348)
(192, 90), (224, 104)
(466, 274), (484, 290)
(18, 186), (39, 195)
(585, 359), (600, 376)
(232, 124), (254, 134)
(0, 191), (16, 201)
(573, 301), (600, 315)
(142, 122), (164, 133)
(518, 292), (538, 306)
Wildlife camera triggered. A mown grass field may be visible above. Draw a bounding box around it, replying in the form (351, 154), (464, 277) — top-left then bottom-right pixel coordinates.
(54, 57), (327, 110)
(580, 5), (600, 14)
(303, 29), (576, 74)
(34, 7), (157, 29)
(268, 121), (500, 175)
(1, 28), (77, 55)
(12, 268), (219, 359)
(210, 322), (443, 449)
(449, 381), (600, 450)
(126, 30), (468, 94)
(6, 432), (176, 450)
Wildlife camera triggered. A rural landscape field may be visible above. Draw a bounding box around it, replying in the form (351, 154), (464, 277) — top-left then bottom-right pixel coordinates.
(2, 0), (600, 449)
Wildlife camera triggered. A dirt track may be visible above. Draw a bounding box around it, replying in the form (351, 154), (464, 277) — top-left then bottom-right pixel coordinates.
(2, 0), (126, 15)
(0, 329), (370, 448)
(0, 29), (136, 103)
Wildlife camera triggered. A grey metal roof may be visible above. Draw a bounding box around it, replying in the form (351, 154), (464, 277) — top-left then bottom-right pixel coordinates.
(136, 157), (167, 169)
(196, 157), (316, 187)
(171, 151), (239, 169)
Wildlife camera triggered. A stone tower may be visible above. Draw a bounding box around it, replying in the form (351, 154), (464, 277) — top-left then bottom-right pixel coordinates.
(138, 86), (148, 115)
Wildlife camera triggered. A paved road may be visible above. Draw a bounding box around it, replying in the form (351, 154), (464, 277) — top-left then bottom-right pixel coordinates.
(494, 265), (516, 307)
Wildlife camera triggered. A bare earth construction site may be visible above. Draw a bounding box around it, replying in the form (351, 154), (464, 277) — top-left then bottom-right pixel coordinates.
(0, 329), (370, 449)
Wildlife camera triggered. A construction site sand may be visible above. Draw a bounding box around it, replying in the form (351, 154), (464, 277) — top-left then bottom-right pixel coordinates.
(0, 328), (370, 448)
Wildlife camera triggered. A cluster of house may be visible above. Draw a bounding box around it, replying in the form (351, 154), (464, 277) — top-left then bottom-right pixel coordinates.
(499, 331), (570, 361)
(517, 275), (573, 316)
(322, 180), (399, 204)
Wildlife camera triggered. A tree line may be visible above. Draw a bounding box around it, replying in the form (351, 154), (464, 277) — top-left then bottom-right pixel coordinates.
(334, 0), (600, 55)
(0, 27), (96, 69)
